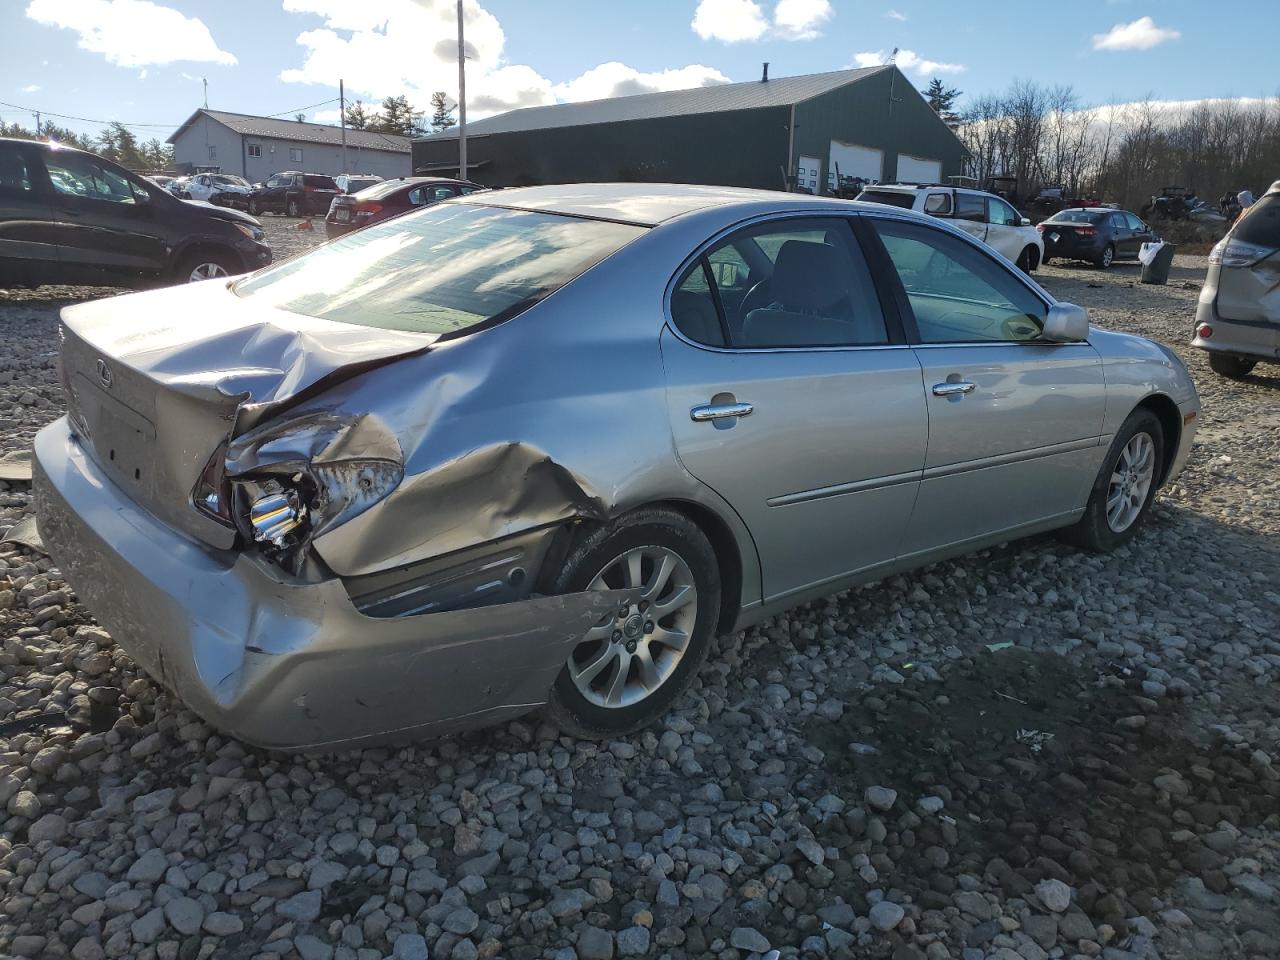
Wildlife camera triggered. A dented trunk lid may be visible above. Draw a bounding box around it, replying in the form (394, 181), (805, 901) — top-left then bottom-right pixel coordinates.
(58, 281), (434, 548)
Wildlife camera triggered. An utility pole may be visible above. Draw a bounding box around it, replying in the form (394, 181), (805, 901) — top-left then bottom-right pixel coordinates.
(339, 78), (347, 174)
(33, 112), (40, 137)
(457, 0), (467, 180)
(203, 78), (208, 108)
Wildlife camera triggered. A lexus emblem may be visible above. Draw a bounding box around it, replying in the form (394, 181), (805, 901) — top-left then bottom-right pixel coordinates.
(95, 359), (113, 389)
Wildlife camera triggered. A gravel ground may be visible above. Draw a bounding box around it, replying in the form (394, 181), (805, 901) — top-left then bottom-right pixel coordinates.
(0, 224), (1277, 960)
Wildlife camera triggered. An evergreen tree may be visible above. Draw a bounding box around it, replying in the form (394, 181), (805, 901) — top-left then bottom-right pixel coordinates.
(371, 95), (425, 136)
(925, 78), (962, 126)
(343, 100), (371, 130)
(429, 92), (456, 132)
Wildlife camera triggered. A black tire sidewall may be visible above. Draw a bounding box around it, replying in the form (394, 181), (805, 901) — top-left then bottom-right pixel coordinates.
(1067, 408), (1164, 551)
(1208, 353), (1256, 378)
(546, 509), (720, 738)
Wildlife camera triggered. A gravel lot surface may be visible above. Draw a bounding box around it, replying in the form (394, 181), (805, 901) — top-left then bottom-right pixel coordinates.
(0, 220), (1277, 960)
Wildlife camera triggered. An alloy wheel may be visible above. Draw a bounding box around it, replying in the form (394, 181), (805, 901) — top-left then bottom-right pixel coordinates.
(567, 545), (698, 709)
(1106, 432), (1155, 532)
(188, 262), (229, 282)
(1100, 245), (1114, 268)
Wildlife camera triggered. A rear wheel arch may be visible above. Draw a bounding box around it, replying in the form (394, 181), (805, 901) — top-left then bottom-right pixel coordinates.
(1135, 393), (1182, 486)
(548, 500), (744, 636)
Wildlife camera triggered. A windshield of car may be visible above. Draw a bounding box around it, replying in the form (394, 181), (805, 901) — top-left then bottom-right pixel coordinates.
(347, 178), (380, 191)
(234, 203), (647, 336)
(212, 175), (246, 186)
(857, 189), (917, 209)
(1047, 210), (1105, 224)
(1232, 193), (1280, 247)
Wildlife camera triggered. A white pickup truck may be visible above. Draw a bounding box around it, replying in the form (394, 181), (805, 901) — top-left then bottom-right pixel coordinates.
(858, 184), (1044, 273)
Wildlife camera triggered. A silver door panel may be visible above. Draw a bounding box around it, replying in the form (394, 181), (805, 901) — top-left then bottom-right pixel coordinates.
(660, 328), (928, 600)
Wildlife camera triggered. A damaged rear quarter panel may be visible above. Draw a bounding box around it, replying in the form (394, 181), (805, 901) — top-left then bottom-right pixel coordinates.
(270, 227), (760, 590)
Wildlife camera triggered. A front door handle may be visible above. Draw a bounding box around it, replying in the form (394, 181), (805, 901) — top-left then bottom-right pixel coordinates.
(932, 381), (976, 397)
(691, 401), (754, 422)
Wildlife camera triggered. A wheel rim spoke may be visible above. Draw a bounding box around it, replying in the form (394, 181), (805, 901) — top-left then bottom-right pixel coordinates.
(633, 645), (661, 690)
(624, 551), (643, 589)
(604, 653), (631, 705)
(651, 624), (690, 653)
(571, 643), (617, 686)
(652, 583), (695, 618)
(643, 553), (676, 600)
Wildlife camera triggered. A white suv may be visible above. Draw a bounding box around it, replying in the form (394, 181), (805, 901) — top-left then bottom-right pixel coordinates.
(859, 184), (1044, 272)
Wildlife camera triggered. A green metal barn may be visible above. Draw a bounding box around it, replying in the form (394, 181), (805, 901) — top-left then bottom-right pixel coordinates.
(412, 65), (967, 193)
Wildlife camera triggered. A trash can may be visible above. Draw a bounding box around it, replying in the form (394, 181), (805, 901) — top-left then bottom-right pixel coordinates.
(1140, 241), (1176, 284)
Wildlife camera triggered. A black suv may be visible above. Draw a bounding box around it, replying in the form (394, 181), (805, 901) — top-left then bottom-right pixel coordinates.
(247, 172), (339, 217)
(0, 138), (271, 289)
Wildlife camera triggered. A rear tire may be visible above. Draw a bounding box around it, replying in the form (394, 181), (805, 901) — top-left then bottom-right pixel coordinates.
(1095, 244), (1115, 269)
(1207, 353), (1257, 379)
(1061, 408), (1163, 552)
(248, 199), (260, 216)
(287, 198), (300, 217)
(543, 508), (720, 739)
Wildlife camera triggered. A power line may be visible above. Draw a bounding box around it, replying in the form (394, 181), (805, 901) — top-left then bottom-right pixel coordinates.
(0, 99), (176, 130)
(259, 97), (341, 120)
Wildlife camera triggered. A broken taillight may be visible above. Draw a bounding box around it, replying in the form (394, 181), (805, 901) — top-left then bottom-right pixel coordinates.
(192, 444), (234, 526)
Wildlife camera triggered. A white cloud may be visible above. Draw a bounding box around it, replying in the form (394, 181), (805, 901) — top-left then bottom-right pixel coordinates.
(25, 0), (236, 67)
(853, 48), (965, 75)
(885, 8), (907, 20)
(691, 0), (769, 43)
(281, 1), (729, 120)
(553, 62), (730, 103)
(692, 0), (832, 43)
(1092, 16), (1180, 51)
(312, 108), (342, 123)
(773, 0), (832, 40)
(21, 84), (41, 93)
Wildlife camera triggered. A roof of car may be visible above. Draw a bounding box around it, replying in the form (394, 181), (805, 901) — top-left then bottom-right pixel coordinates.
(467, 182), (906, 227)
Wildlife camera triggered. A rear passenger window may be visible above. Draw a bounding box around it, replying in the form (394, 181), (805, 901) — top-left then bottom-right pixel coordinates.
(923, 193), (952, 216)
(0, 145), (33, 195)
(670, 263), (726, 346)
(676, 218), (888, 349)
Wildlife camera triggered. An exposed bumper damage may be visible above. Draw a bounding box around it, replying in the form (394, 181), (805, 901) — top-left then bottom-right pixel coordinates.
(34, 419), (628, 751)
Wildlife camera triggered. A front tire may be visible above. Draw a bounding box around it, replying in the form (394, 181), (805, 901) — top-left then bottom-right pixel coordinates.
(178, 250), (237, 283)
(1208, 353), (1257, 379)
(1016, 245), (1040, 274)
(248, 199), (261, 216)
(1061, 408), (1163, 552)
(544, 508), (720, 739)
(286, 198), (300, 217)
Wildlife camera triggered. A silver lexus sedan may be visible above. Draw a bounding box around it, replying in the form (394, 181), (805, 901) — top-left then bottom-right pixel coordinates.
(33, 184), (1200, 750)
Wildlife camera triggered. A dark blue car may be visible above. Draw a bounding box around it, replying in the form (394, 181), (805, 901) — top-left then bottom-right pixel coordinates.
(1038, 208), (1158, 268)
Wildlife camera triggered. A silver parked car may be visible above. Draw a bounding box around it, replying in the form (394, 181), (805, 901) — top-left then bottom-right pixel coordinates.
(1193, 179), (1280, 377)
(34, 184), (1200, 750)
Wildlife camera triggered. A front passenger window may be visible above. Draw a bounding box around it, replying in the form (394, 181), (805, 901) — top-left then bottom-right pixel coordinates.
(987, 199), (1019, 226)
(871, 218), (1047, 343)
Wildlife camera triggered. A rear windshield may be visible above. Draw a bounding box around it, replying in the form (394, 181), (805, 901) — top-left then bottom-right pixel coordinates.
(303, 174), (337, 189)
(358, 179), (419, 199)
(858, 189), (917, 209)
(1046, 210), (1105, 224)
(1233, 194), (1280, 247)
(347, 178), (380, 191)
(234, 203), (646, 336)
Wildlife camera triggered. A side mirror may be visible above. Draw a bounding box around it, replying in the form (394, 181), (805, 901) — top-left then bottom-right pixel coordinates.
(1042, 302), (1089, 343)
(1020, 217), (1032, 226)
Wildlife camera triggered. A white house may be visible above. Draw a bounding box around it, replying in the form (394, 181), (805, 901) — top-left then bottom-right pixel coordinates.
(168, 109), (412, 181)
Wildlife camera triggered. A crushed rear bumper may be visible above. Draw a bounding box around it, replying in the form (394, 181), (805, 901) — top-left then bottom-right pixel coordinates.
(33, 418), (619, 751)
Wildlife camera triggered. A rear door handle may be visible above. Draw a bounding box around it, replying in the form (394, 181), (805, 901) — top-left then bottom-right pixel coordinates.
(691, 401), (754, 422)
(932, 381), (976, 397)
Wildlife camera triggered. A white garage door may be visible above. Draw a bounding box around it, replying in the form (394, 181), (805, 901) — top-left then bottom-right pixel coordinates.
(896, 155), (942, 185)
(828, 141), (883, 184)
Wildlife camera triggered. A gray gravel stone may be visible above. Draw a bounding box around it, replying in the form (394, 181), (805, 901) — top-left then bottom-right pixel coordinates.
(869, 900), (905, 931)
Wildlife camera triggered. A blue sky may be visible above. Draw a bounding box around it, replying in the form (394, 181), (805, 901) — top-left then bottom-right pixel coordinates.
(2, 0), (1276, 144)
